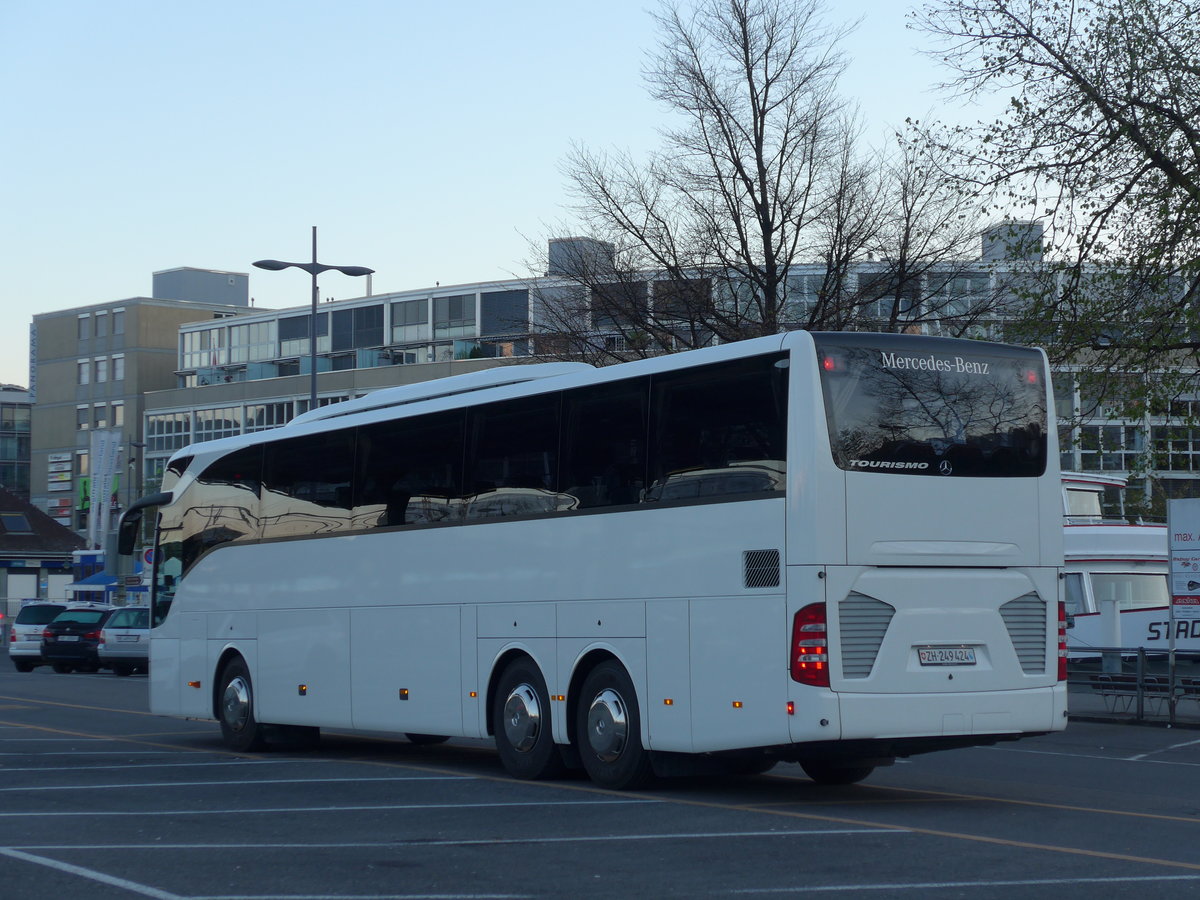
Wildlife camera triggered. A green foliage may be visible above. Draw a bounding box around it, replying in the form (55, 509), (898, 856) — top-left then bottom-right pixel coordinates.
(916, 0), (1200, 415)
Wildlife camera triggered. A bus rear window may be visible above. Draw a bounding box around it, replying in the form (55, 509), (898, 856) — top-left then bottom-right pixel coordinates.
(813, 334), (1047, 477)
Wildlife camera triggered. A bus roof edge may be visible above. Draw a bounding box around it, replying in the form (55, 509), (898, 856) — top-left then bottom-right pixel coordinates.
(286, 361), (595, 427)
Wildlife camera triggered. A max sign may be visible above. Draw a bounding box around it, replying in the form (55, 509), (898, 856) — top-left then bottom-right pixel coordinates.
(1168, 498), (1200, 622)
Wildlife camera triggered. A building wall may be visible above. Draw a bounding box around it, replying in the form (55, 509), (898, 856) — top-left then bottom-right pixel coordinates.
(152, 268), (249, 306)
(30, 297), (257, 533)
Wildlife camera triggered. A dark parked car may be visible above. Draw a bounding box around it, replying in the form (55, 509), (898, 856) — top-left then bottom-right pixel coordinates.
(41, 604), (117, 673)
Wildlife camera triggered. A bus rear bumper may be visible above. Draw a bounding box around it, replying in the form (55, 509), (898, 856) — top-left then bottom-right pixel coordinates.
(826, 683), (1069, 743)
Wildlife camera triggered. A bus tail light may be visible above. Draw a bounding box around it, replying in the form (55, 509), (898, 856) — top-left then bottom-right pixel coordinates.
(1057, 600), (1068, 681)
(791, 603), (829, 687)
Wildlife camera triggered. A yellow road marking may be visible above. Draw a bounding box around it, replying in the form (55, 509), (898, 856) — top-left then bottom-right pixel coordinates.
(5, 710), (1200, 872)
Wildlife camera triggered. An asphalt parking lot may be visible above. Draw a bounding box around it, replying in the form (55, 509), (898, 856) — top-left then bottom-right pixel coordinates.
(5, 666), (1200, 899)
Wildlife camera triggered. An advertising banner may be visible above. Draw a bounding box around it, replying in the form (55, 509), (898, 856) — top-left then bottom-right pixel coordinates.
(87, 429), (122, 550)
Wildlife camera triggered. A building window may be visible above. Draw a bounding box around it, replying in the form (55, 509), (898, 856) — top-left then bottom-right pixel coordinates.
(95, 357), (108, 383)
(95, 311), (109, 338)
(112, 402), (125, 427)
(76, 405), (89, 430)
(433, 295), (476, 339)
(147, 412), (192, 453)
(244, 402), (295, 432)
(76, 360), (89, 385)
(77, 315), (91, 340)
(0, 511), (32, 534)
(278, 313), (329, 357)
(229, 321), (277, 363)
(331, 305), (384, 352)
(182, 328), (228, 369)
(112, 308), (125, 335)
(1081, 424), (1146, 472)
(112, 355), (125, 381)
(391, 299), (429, 343)
(194, 406), (242, 441)
(93, 403), (108, 429)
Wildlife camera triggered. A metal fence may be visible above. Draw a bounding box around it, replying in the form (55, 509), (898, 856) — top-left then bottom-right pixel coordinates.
(1067, 649), (1200, 724)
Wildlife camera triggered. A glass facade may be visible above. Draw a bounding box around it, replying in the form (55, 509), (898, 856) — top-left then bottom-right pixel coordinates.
(0, 398), (30, 497)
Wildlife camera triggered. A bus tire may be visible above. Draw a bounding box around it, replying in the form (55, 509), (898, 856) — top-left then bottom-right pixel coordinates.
(575, 660), (654, 790)
(218, 657), (269, 753)
(493, 657), (564, 781)
(800, 760), (874, 785)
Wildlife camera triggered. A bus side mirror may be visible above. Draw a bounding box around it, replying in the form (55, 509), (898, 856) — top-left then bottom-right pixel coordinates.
(117, 510), (141, 556)
(116, 491), (172, 556)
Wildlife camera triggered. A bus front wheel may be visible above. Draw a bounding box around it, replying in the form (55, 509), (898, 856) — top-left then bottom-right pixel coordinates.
(493, 657), (564, 780)
(575, 660), (653, 790)
(218, 658), (268, 753)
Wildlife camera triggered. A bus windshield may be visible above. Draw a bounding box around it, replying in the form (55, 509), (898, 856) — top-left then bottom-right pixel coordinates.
(813, 333), (1047, 477)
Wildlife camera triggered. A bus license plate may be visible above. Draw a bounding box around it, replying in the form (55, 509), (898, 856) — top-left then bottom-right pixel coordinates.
(918, 646), (976, 666)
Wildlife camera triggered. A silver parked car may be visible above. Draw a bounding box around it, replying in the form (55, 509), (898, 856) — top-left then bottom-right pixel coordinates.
(8, 602), (67, 671)
(98, 606), (150, 676)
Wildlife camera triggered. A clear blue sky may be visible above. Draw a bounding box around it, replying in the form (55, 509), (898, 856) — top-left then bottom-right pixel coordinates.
(0, 0), (991, 387)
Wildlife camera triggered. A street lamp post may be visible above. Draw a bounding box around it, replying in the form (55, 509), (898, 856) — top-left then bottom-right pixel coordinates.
(253, 227), (375, 411)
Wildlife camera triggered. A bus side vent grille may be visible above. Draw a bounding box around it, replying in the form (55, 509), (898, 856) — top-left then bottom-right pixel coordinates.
(839, 593), (895, 679)
(1000, 593), (1047, 675)
(743, 550), (780, 588)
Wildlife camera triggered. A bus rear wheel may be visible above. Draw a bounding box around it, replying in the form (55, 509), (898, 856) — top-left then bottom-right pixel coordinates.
(218, 658), (268, 753)
(493, 657), (564, 780)
(800, 760), (875, 785)
(575, 660), (653, 790)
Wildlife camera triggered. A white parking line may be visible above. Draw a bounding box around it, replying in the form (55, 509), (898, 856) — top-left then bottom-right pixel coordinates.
(0, 798), (659, 818)
(982, 744), (1200, 765)
(1129, 735), (1200, 760)
(0, 847), (182, 900)
(733, 874), (1200, 893)
(0, 759), (333, 773)
(10, 829), (901, 850)
(1, 846), (529, 900)
(0, 775), (472, 792)
(0, 750), (191, 755)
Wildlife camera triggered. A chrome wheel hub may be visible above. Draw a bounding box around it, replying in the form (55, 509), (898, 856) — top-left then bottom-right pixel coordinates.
(586, 688), (628, 762)
(502, 683), (542, 753)
(222, 675), (251, 733)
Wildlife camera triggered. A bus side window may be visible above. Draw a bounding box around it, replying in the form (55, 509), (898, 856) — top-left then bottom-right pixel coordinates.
(465, 394), (562, 519)
(356, 409), (466, 526)
(560, 377), (648, 508)
(647, 354), (787, 501)
(262, 429), (356, 538)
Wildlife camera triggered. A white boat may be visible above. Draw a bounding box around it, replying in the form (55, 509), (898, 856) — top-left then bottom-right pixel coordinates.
(1061, 472), (1184, 653)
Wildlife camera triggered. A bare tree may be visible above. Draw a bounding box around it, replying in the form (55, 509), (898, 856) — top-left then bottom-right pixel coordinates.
(527, 0), (1006, 363)
(533, 0), (851, 355)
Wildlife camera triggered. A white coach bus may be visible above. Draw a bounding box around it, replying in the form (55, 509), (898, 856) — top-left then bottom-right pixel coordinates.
(119, 331), (1067, 788)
